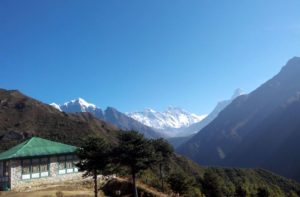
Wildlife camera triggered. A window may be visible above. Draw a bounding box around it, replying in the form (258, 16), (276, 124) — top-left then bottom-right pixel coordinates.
(73, 155), (79, 172)
(4, 162), (9, 177)
(21, 157), (49, 180)
(58, 155), (66, 174)
(58, 155), (78, 175)
(21, 159), (31, 180)
(40, 158), (49, 177)
(31, 159), (40, 178)
(66, 155), (73, 173)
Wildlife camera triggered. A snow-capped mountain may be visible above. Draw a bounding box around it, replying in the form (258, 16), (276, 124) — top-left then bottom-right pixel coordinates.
(50, 90), (243, 139)
(50, 98), (162, 139)
(127, 107), (207, 131)
(51, 98), (97, 112)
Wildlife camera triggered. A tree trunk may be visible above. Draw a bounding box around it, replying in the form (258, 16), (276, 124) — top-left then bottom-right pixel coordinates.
(94, 170), (98, 197)
(159, 163), (164, 192)
(132, 171), (138, 197)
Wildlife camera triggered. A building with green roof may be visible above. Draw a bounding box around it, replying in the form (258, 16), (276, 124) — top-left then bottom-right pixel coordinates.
(0, 137), (80, 191)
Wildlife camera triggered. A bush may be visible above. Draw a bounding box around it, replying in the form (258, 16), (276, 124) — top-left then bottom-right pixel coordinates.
(167, 171), (194, 195)
(257, 187), (270, 197)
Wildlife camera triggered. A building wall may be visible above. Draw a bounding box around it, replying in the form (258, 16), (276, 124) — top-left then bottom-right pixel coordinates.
(10, 156), (82, 191)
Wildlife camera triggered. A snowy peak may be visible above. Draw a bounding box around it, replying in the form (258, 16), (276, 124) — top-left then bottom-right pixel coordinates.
(63, 97), (97, 111)
(51, 98), (99, 114)
(127, 107), (207, 130)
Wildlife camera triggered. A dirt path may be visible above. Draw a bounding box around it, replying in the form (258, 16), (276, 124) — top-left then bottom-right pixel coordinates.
(0, 180), (103, 197)
(0, 188), (96, 197)
(0, 177), (170, 197)
(115, 177), (170, 197)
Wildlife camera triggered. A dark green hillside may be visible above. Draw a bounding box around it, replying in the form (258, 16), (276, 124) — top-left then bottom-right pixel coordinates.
(199, 168), (300, 197)
(139, 154), (300, 196)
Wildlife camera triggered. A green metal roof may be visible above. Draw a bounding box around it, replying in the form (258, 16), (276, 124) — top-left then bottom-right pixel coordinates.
(0, 137), (78, 161)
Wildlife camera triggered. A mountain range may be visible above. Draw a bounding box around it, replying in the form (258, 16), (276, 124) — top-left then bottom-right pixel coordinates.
(126, 107), (206, 137)
(127, 107), (206, 130)
(51, 90), (243, 139)
(51, 89), (245, 139)
(50, 99), (162, 139)
(177, 56), (300, 182)
(51, 100), (207, 138)
(1, 88), (300, 195)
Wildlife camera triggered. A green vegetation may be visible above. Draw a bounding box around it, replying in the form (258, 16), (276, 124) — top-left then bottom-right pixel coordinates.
(115, 131), (156, 197)
(199, 168), (300, 197)
(77, 131), (300, 197)
(76, 136), (113, 197)
(150, 138), (173, 191)
(167, 171), (194, 195)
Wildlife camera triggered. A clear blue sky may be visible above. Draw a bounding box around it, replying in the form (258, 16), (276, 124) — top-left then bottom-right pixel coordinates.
(1, 0), (300, 114)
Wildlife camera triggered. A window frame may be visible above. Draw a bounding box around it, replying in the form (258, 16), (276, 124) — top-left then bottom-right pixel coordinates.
(57, 154), (78, 175)
(58, 155), (67, 175)
(40, 157), (50, 177)
(21, 157), (50, 180)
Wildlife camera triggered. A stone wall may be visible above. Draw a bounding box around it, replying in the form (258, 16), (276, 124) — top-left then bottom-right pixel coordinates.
(10, 156), (83, 191)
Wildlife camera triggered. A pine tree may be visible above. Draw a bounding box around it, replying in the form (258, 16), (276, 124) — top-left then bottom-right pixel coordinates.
(76, 136), (113, 197)
(116, 131), (155, 197)
(151, 138), (173, 192)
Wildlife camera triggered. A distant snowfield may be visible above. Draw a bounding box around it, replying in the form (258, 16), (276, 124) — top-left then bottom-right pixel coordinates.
(127, 107), (207, 130)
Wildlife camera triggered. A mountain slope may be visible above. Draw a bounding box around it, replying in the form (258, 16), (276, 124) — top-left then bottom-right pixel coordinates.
(177, 57), (300, 181)
(180, 88), (244, 136)
(0, 89), (119, 151)
(51, 99), (162, 139)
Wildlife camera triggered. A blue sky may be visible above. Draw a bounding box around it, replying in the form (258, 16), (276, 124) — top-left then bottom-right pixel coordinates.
(1, 0), (300, 114)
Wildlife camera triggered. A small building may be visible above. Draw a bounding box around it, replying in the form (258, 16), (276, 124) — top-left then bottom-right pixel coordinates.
(0, 137), (81, 191)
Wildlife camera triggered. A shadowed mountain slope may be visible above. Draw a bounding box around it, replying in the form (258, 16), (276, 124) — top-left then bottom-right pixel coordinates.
(178, 57), (300, 181)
